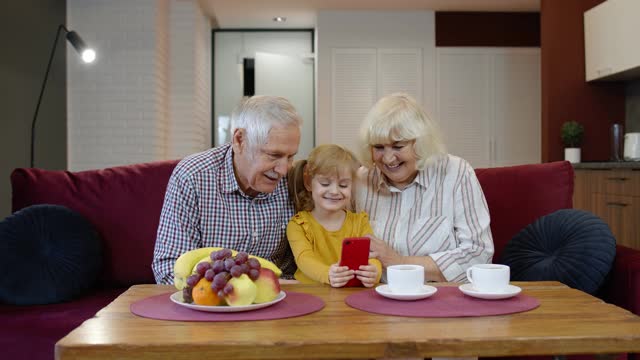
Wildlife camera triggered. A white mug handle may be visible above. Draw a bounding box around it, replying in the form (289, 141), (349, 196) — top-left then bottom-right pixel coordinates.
(466, 267), (474, 284)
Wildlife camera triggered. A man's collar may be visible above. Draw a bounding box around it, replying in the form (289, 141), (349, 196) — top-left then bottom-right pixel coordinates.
(221, 145), (240, 194)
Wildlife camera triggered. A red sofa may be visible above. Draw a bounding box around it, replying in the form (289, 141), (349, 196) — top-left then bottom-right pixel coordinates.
(2, 160), (639, 360)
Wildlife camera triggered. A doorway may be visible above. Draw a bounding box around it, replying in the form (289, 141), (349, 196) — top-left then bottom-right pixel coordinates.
(213, 30), (315, 159)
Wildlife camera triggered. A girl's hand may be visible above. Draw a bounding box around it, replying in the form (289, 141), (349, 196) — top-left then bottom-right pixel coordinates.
(355, 264), (378, 288)
(366, 234), (400, 267)
(329, 263), (354, 288)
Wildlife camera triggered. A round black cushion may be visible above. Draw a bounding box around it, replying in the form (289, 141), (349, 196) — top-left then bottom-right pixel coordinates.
(500, 209), (616, 295)
(0, 204), (102, 305)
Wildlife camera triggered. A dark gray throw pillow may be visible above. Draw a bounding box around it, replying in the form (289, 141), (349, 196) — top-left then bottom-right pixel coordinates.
(0, 204), (102, 305)
(500, 209), (616, 295)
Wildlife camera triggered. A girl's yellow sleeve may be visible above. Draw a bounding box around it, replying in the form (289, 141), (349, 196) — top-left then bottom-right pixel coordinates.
(286, 216), (331, 285)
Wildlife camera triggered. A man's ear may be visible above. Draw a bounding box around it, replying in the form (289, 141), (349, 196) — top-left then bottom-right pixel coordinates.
(232, 128), (245, 153)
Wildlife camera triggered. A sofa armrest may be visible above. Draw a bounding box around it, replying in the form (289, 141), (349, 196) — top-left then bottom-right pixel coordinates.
(600, 245), (640, 315)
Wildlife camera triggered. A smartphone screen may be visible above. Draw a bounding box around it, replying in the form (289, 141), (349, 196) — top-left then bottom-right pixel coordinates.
(339, 237), (370, 287)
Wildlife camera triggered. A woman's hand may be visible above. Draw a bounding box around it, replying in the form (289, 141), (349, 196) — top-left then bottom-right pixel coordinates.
(366, 234), (400, 267)
(328, 263), (354, 288)
(355, 264), (378, 288)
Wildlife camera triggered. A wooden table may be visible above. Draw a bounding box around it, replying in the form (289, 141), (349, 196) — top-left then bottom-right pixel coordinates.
(55, 282), (640, 359)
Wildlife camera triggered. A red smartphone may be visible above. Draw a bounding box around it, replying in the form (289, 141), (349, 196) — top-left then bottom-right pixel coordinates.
(338, 237), (370, 287)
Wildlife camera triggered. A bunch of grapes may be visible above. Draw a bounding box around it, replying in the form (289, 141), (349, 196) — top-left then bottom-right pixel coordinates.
(184, 249), (262, 301)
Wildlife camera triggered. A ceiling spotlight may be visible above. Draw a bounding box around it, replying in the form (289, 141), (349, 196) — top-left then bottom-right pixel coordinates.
(273, 16), (286, 22)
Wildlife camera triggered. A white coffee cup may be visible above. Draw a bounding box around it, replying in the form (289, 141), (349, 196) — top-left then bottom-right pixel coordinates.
(386, 264), (424, 294)
(466, 264), (510, 293)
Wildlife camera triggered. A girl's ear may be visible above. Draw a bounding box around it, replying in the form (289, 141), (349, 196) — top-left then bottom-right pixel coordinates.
(303, 165), (312, 191)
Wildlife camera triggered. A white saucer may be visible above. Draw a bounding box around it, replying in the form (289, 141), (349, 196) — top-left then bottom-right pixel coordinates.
(458, 283), (521, 300)
(375, 284), (438, 301)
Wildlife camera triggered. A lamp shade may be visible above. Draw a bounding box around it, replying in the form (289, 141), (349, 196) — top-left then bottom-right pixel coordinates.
(66, 30), (96, 63)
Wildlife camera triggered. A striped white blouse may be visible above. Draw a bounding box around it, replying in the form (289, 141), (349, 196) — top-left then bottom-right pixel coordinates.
(355, 154), (494, 282)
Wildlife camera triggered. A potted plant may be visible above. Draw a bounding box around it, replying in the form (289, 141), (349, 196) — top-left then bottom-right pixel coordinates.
(561, 121), (584, 163)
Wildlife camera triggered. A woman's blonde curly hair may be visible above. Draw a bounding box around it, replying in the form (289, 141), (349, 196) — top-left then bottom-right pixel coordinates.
(358, 93), (446, 170)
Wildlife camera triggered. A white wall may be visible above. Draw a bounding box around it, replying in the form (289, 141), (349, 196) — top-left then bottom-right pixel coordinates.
(168, 0), (212, 159)
(316, 10), (436, 146)
(67, 0), (211, 171)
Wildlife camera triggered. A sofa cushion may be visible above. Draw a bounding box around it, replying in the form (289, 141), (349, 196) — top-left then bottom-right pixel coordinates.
(475, 161), (574, 262)
(0, 287), (125, 360)
(11, 160), (180, 287)
(500, 209), (616, 295)
(0, 204), (102, 305)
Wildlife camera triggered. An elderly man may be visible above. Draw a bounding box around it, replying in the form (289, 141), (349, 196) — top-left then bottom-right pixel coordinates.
(152, 95), (302, 284)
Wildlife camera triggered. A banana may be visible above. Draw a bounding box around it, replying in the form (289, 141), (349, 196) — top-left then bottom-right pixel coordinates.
(174, 247), (283, 290)
(190, 254), (212, 274)
(173, 247), (222, 290)
(248, 255), (282, 277)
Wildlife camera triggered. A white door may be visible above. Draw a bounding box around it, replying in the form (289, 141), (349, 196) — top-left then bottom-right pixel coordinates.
(436, 47), (541, 168)
(330, 48), (377, 155)
(255, 51), (314, 160)
(437, 51), (492, 168)
(492, 52), (541, 166)
(329, 48), (424, 155)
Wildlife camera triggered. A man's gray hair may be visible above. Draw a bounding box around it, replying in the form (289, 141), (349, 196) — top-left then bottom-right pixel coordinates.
(231, 95), (303, 155)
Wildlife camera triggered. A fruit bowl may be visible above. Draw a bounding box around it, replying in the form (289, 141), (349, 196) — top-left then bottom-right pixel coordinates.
(170, 290), (286, 313)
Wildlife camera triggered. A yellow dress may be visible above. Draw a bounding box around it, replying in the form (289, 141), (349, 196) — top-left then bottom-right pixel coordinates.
(286, 210), (383, 285)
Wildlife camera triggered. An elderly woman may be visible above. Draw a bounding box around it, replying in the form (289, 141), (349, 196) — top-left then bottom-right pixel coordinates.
(355, 93), (494, 283)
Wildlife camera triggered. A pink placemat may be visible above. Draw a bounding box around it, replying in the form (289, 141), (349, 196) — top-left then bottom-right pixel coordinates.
(345, 286), (539, 317)
(130, 291), (324, 321)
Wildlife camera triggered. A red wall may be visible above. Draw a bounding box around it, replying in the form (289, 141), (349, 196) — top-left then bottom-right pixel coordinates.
(541, 0), (625, 162)
(436, 12), (540, 47)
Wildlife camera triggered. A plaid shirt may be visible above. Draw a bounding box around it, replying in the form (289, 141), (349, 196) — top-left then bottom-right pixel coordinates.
(152, 143), (296, 284)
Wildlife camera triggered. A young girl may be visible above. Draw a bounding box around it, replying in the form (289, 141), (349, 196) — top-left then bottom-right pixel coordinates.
(287, 144), (381, 287)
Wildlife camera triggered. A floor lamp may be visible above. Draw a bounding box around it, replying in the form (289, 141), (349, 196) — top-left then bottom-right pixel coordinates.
(30, 24), (96, 168)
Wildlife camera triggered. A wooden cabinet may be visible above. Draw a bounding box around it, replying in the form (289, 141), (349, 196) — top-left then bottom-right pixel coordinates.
(584, 0), (640, 81)
(573, 168), (640, 249)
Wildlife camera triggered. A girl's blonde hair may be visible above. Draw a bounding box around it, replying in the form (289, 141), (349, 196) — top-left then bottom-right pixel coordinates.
(358, 93), (446, 170)
(288, 144), (360, 213)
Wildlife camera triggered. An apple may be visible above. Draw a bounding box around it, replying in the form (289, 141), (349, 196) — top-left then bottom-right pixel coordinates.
(225, 274), (257, 306)
(253, 268), (281, 303)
